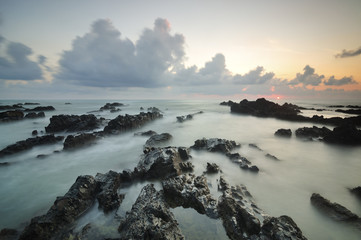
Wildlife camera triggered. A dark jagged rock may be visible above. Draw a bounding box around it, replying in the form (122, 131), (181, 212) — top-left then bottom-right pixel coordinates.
(24, 111), (45, 119)
(275, 128), (292, 138)
(24, 106), (55, 112)
(19, 175), (98, 240)
(134, 130), (157, 136)
(176, 111), (203, 123)
(295, 126), (332, 139)
(136, 147), (184, 179)
(162, 174), (218, 218)
(260, 215), (307, 240)
(265, 153), (279, 161)
(32, 130), (38, 136)
(178, 147), (191, 160)
(63, 133), (97, 150)
(0, 228), (18, 240)
(99, 102), (124, 111)
(206, 162), (220, 173)
(350, 186), (361, 199)
(191, 138), (240, 155)
(45, 114), (100, 133)
(220, 100), (235, 106)
(147, 107), (161, 113)
(0, 104), (23, 110)
(230, 98), (361, 127)
(145, 133), (172, 147)
(95, 170), (123, 213)
(118, 184), (184, 240)
(323, 124), (361, 145)
(103, 112), (162, 134)
(0, 110), (24, 122)
(0, 135), (64, 157)
(310, 193), (359, 221)
(178, 161), (194, 172)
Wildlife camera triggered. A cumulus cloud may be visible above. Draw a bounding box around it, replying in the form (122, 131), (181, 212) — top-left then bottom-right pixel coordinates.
(335, 46), (361, 58)
(57, 18), (185, 87)
(0, 41), (43, 80)
(289, 65), (324, 86)
(233, 66), (275, 85)
(324, 76), (356, 86)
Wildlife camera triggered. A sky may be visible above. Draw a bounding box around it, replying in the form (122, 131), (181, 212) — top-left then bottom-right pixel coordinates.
(0, 0), (361, 100)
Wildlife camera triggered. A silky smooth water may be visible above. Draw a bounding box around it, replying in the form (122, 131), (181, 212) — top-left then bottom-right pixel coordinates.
(0, 99), (360, 239)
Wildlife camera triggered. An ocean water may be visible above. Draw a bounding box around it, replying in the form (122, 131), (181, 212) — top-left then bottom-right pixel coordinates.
(0, 99), (360, 239)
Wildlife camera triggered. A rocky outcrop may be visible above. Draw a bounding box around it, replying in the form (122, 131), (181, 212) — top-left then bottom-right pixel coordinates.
(162, 174), (218, 218)
(95, 171), (123, 213)
(99, 102), (124, 112)
(275, 128), (292, 137)
(350, 186), (361, 200)
(45, 114), (100, 133)
(206, 162), (220, 173)
(0, 104), (23, 111)
(178, 147), (191, 160)
(323, 124), (361, 145)
(19, 175), (98, 240)
(103, 112), (162, 134)
(24, 106), (55, 112)
(260, 215), (307, 240)
(136, 147), (184, 179)
(0, 135), (64, 157)
(310, 193), (360, 222)
(118, 184), (184, 240)
(63, 133), (97, 150)
(176, 111), (203, 123)
(0, 110), (24, 122)
(295, 126), (332, 139)
(24, 112), (45, 119)
(145, 133), (172, 147)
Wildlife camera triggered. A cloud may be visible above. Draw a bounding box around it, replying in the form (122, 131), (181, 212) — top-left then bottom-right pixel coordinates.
(335, 46), (361, 58)
(0, 41), (43, 80)
(233, 66), (275, 85)
(289, 65), (324, 86)
(57, 18), (185, 88)
(324, 76), (356, 86)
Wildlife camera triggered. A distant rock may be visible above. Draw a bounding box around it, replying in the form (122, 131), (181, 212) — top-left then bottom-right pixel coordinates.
(220, 100), (235, 106)
(63, 133), (97, 150)
(147, 107), (161, 113)
(24, 112), (45, 119)
(99, 102), (123, 112)
(24, 102), (40, 105)
(295, 126), (332, 139)
(275, 128), (292, 137)
(0, 104), (23, 111)
(45, 114), (100, 133)
(0, 135), (64, 158)
(24, 106), (55, 112)
(310, 193), (359, 221)
(145, 133), (172, 147)
(118, 184), (184, 240)
(335, 109), (361, 115)
(176, 111), (203, 123)
(323, 124), (361, 145)
(0, 110), (24, 122)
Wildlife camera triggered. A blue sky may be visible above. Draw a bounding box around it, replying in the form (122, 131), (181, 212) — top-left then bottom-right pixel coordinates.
(0, 0), (361, 100)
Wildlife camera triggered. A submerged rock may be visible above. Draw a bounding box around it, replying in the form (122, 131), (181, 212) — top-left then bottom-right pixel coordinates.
(134, 130), (157, 136)
(275, 128), (292, 137)
(163, 174), (218, 219)
(176, 111), (203, 123)
(24, 111), (45, 119)
(118, 184), (184, 240)
(295, 126), (331, 139)
(45, 114), (100, 133)
(63, 133), (97, 150)
(24, 106), (55, 112)
(19, 175), (98, 240)
(310, 193), (360, 222)
(0, 135), (64, 157)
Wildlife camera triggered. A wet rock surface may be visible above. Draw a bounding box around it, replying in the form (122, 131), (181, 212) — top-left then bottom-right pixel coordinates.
(163, 174), (219, 219)
(45, 114), (100, 133)
(145, 132), (172, 147)
(118, 184), (184, 240)
(275, 128), (292, 137)
(0, 134), (64, 157)
(63, 133), (97, 150)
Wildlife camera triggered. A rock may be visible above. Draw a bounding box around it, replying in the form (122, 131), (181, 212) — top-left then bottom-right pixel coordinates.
(0, 135), (64, 158)
(0, 104), (23, 111)
(335, 109), (361, 115)
(0, 110), (24, 122)
(103, 112), (162, 134)
(36, 154), (48, 159)
(147, 107), (161, 113)
(95, 170), (123, 213)
(19, 175), (98, 240)
(63, 133), (97, 150)
(323, 124), (361, 145)
(249, 143), (262, 151)
(275, 128), (292, 137)
(45, 114), (100, 133)
(310, 193), (359, 221)
(0, 162), (10, 167)
(260, 215), (307, 240)
(295, 126), (332, 139)
(265, 153), (279, 160)
(99, 102), (124, 111)
(0, 228), (18, 240)
(24, 112), (45, 119)
(162, 174), (218, 218)
(249, 165), (260, 172)
(145, 133), (172, 147)
(350, 186), (361, 199)
(206, 162), (220, 173)
(136, 147), (184, 179)
(24, 106), (55, 112)
(191, 138), (240, 155)
(176, 111), (203, 123)
(24, 102), (40, 105)
(178, 147), (190, 160)
(220, 100), (235, 106)
(118, 184), (184, 240)
(134, 130), (157, 136)
(32, 130), (38, 136)
(178, 161), (194, 172)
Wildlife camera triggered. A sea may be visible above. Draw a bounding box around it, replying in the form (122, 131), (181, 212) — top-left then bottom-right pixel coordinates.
(0, 99), (360, 239)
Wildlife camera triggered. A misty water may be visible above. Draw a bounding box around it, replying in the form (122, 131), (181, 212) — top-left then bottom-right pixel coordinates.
(0, 99), (360, 239)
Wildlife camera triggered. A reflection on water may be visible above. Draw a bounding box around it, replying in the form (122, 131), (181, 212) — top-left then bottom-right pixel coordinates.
(0, 99), (360, 239)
